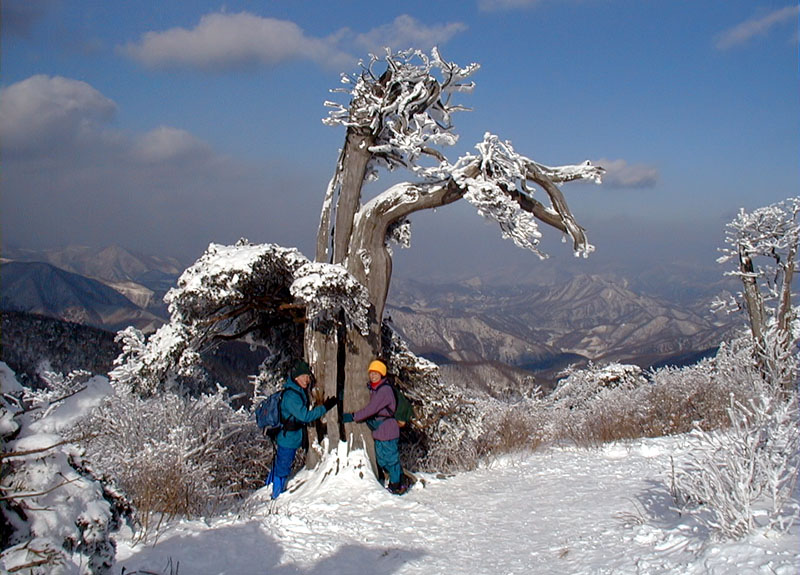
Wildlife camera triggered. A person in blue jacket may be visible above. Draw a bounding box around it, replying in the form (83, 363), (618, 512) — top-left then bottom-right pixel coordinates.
(267, 360), (337, 499)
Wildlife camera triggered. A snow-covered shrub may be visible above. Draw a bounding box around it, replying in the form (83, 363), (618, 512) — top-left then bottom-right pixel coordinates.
(74, 384), (271, 541)
(542, 339), (767, 447)
(547, 362), (645, 445)
(110, 241), (310, 396)
(1, 363), (129, 575)
(674, 384), (800, 539)
(476, 395), (547, 458)
(641, 340), (758, 436)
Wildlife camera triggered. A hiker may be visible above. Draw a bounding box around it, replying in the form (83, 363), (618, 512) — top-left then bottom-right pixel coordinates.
(342, 360), (408, 495)
(267, 360), (337, 499)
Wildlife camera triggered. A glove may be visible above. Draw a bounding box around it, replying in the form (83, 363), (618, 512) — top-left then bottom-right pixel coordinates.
(323, 396), (337, 411)
(342, 413), (354, 423)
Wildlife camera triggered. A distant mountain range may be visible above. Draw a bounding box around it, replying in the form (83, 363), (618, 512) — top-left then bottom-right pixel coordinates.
(1, 260), (165, 333)
(2, 245), (182, 331)
(387, 275), (738, 387)
(1, 245), (742, 392)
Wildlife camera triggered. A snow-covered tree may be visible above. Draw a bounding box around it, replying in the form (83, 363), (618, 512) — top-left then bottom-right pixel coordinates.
(1, 363), (129, 575)
(715, 197), (800, 390)
(111, 48), (603, 475)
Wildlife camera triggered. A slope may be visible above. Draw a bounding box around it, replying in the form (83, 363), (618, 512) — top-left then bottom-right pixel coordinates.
(0, 261), (163, 331)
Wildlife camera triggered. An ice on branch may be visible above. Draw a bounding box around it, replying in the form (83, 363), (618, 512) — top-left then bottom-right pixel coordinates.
(717, 197), (800, 302)
(324, 47), (478, 176)
(386, 218), (412, 250)
(533, 160), (604, 185)
(291, 262), (370, 336)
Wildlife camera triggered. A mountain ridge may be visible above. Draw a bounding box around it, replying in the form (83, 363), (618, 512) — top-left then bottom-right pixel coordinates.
(1, 261), (163, 332)
(1, 245), (741, 392)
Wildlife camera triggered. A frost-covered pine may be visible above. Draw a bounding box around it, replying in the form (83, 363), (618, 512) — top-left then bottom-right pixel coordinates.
(1, 363), (128, 575)
(112, 47), (604, 478)
(110, 241), (370, 396)
(291, 262), (370, 335)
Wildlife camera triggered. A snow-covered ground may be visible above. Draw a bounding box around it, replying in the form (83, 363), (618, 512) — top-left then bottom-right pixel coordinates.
(117, 438), (800, 575)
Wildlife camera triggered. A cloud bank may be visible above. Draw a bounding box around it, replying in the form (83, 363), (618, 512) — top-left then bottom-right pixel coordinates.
(0, 75), (310, 260)
(120, 12), (468, 73)
(0, 75), (116, 155)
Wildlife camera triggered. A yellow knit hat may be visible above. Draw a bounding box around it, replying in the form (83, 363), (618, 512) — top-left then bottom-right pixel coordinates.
(368, 360), (387, 376)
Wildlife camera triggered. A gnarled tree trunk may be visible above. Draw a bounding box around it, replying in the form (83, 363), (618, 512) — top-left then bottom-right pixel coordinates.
(304, 49), (602, 475)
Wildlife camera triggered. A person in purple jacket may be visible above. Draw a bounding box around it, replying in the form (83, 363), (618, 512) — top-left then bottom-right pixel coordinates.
(342, 359), (408, 495)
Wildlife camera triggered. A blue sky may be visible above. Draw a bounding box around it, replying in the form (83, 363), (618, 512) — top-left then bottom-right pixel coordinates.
(2, 1), (798, 288)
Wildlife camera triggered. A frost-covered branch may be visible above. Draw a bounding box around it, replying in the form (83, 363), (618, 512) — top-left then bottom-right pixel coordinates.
(291, 262), (370, 336)
(451, 133), (602, 257)
(324, 47), (477, 174)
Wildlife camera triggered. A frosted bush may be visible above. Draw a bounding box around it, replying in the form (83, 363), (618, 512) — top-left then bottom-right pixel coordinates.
(75, 384), (271, 541)
(642, 342), (757, 436)
(23, 369), (94, 422)
(546, 362), (645, 445)
(674, 385), (800, 539)
(477, 395), (547, 458)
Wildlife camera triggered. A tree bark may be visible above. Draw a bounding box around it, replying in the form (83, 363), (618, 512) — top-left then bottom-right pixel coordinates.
(738, 245), (767, 354)
(309, 128), (376, 466)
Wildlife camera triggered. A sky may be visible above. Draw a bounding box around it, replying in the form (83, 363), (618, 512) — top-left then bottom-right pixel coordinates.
(1, 1), (798, 288)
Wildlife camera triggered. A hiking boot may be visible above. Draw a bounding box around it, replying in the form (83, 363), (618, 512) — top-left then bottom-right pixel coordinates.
(387, 481), (409, 495)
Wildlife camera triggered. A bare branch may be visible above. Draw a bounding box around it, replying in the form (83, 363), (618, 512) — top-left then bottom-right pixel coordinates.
(0, 476), (82, 500)
(1, 439), (73, 461)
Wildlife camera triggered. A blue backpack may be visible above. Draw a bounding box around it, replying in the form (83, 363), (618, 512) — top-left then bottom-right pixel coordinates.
(254, 388), (304, 436)
(255, 390), (284, 432)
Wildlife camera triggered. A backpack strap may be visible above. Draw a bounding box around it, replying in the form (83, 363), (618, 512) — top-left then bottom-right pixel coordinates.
(280, 387), (307, 432)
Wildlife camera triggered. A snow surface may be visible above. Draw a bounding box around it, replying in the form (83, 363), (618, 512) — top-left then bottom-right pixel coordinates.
(116, 438), (800, 575)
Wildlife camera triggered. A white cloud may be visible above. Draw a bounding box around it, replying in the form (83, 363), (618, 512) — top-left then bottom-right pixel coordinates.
(0, 75), (116, 154)
(120, 11), (353, 71)
(355, 15), (467, 54)
(716, 5), (799, 50)
(133, 126), (213, 164)
(594, 158), (658, 189)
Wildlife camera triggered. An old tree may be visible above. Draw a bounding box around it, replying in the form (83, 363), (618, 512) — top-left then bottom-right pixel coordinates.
(112, 49), (604, 472)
